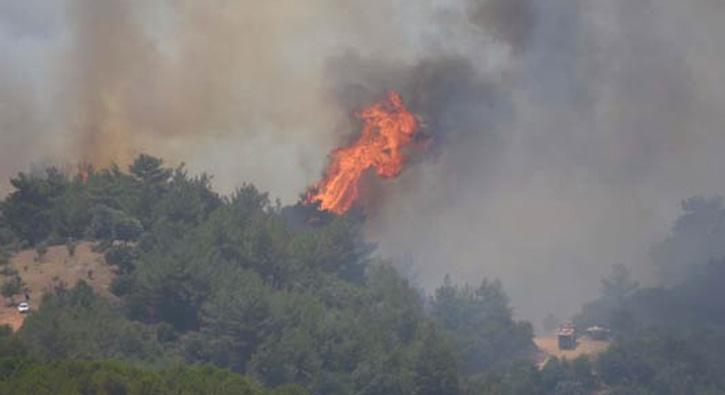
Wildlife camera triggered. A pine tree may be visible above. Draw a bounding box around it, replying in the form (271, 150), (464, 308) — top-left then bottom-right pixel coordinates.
(412, 324), (461, 395)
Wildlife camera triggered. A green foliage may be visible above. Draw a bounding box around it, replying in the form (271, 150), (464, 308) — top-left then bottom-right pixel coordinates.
(431, 276), (534, 375)
(571, 197), (725, 394)
(576, 198), (725, 334)
(574, 264), (640, 334)
(576, 259), (725, 337)
(1, 275), (23, 299)
(0, 265), (17, 277)
(130, 155), (173, 185)
(0, 358), (307, 395)
(104, 244), (138, 274)
(153, 167), (221, 227)
(1, 155), (222, 248)
(0, 212), (17, 249)
(462, 356), (599, 395)
(553, 380), (586, 395)
(125, 247), (209, 331)
(65, 238), (77, 257)
(191, 270), (274, 371)
(412, 324), (461, 395)
(0, 249), (10, 266)
(3, 168), (69, 245)
(0, 154), (598, 395)
(596, 329), (725, 394)
(19, 281), (164, 362)
(87, 204), (144, 242)
(49, 180), (92, 242)
(651, 196), (725, 286)
(0, 325), (27, 358)
(34, 241), (48, 261)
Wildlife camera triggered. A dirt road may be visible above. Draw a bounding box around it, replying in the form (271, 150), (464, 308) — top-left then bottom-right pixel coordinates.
(534, 335), (610, 367)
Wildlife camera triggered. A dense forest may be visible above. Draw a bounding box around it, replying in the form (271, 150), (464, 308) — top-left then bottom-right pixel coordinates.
(1, 155), (725, 394)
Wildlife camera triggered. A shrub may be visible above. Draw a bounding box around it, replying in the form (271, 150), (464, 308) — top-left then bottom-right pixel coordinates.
(1, 276), (23, 301)
(34, 242), (48, 262)
(0, 249), (11, 266)
(65, 239), (77, 257)
(0, 266), (18, 277)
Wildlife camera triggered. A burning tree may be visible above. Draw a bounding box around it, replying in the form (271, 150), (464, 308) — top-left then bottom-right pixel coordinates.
(305, 91), (419, 214)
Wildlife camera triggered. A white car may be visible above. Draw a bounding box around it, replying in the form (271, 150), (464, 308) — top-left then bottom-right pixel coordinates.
(17, 302), (29, 314)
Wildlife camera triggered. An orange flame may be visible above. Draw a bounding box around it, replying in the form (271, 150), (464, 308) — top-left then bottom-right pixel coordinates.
(306, 91), (419, 214)
(77, 162), (92, 183)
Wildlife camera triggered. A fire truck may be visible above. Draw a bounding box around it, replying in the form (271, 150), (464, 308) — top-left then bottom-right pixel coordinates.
(558, 322), (576, 350)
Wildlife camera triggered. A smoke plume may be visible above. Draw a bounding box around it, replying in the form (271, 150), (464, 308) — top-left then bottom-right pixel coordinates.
(2, 0), (725, 324)
(366, 0), (725, 323)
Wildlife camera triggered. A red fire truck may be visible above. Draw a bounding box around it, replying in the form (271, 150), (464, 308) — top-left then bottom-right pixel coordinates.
(558, 322), (576, 350)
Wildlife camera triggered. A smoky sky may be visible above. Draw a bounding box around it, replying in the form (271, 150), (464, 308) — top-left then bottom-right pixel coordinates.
(2, 0), (725, 325)
(468, 0), (536, 50)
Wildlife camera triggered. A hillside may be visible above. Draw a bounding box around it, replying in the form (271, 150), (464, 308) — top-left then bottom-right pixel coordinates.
(0, 242), (114, 331)
(0, 155), (541, 395)
(1, 155), (724, 394)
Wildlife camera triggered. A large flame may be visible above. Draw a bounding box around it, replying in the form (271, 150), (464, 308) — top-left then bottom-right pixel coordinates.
(306, 91), (419, 214)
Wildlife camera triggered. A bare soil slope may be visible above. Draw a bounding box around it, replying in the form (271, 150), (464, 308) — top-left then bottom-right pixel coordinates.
(0, 242), (115, 331)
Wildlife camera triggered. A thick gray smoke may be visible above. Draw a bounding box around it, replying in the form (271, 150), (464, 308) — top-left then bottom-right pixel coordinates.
(367, 0), (725, 323)
(0, 0), (408, 196)
(468, 0), (535, 50)
(2, 0), (725, 324)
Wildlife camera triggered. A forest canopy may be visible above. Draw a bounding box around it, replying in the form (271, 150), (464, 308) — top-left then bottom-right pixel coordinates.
(1, 154), (724, 395)
(0, 155), (534, 395)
